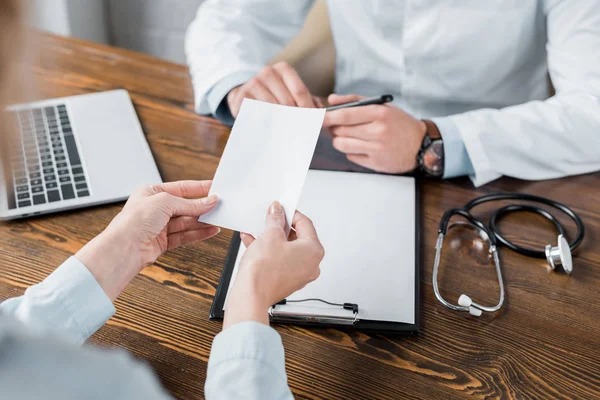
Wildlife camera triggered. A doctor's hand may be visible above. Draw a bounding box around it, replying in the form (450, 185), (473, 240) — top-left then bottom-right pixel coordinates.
(76, 180), (220, 301)
(227, 62), (318, 118)
(323, 94), (427, 173)
(224, 202), (324, 328)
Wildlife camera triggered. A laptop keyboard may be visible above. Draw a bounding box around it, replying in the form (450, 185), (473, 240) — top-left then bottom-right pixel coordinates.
(6, 104), (90, 210)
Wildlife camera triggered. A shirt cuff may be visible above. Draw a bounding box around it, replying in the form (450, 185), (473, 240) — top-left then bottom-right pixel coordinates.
(34, 256), (115, 344)
(207, 71), (257, 126)
(207, 321), (287, 382)
(432, 117), (476, 179)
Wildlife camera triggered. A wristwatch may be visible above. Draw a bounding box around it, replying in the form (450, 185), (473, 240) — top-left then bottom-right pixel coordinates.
(417, 120), (444, 177)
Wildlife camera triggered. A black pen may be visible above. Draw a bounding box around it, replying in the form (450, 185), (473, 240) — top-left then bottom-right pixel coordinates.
(325, 94), (394, 112)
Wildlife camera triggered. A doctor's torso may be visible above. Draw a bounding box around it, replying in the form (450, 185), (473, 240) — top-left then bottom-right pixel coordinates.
(327, 0), (550, 118)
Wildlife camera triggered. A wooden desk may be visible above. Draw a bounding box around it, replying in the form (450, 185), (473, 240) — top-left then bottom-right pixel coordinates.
(1, 34), (599, 400)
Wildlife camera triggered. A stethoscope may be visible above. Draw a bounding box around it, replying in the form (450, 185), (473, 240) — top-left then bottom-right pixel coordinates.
(432, 193), (585, 317)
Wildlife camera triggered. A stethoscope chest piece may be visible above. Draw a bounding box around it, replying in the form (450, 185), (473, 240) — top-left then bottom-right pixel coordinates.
(545, 234), (573, 274)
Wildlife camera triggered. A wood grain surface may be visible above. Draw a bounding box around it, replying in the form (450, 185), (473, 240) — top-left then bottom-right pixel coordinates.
(1, 33), (600, 400)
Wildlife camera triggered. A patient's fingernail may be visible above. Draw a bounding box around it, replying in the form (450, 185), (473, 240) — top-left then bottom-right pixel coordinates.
(203, 194), (218, 205)
(270, 201), (283, 215)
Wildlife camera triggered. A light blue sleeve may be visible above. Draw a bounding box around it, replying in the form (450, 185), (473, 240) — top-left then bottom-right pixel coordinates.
(0, 315), (173, 399)
(0, 256), (115, 345)
(431, 117), (476, 179)
(207, 71), (258, 126)
(205, 321), (294, 400)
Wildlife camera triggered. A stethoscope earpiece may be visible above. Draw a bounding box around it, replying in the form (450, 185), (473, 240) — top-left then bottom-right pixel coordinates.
(458, 294), (482, 317)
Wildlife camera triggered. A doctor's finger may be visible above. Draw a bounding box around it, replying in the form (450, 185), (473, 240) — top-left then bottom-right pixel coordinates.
(313, 96), (327, 108)
(323, 105), (381, 127)
(229, 90), (251, 118)
(327, 93), (364, 106)
(332, 136), (375, 155)
(329, 124), (379, 140)
(245, 78), (278, 105)
(273, 62), (315, 108)
(346, 154), (378, 170)
(258, 66), (296, 106)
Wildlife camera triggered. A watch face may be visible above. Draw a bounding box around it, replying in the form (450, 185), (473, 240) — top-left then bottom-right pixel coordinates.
(423, 140), (444, 176)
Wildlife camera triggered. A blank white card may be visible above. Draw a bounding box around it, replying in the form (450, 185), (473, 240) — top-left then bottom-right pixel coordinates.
(225, 169), (416, 324)
(199, 99), (325, 236)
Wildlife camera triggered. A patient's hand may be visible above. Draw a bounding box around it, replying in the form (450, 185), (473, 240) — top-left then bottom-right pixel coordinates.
(76, 180), (219, 301)
(227, 62), (318, 118)
(224, 202), (324, 328)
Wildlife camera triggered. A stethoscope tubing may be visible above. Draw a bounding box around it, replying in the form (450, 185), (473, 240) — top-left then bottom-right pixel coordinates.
(461, 192), (585, 255)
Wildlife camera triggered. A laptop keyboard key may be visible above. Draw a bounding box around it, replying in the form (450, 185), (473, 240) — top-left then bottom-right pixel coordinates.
(45, 175), (56, 182)
(61, 184), (75, 200)
(32, 186), (43, 194)
(75, 183), (87, 191)
(77, 190), (90, 198)
(59, 176), (71, 183)
(17, 193), (30, 200)
(72, 167), (83, 175)
(18, 200), (31, 208)
(74, 176), (85, 182)
(33, 194), (46, 205)
(47, 190), (61, 202)
(63, 135), (81, 165)
(30, 179), (42, 186)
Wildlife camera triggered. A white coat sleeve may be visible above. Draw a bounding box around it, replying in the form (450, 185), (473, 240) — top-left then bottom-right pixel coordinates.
(434, 0), (600, 186)
(185, 0), (315, 115)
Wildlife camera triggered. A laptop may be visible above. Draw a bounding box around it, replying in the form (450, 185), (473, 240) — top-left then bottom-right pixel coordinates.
(0, 89), (162, 220)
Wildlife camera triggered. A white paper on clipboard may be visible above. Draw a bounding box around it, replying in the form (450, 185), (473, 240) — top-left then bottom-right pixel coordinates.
(224, 169), (416, 324)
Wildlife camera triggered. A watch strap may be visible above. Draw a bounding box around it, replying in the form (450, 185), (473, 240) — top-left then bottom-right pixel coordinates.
(417, 120), (444, 177)
(423, 119), (441, 140)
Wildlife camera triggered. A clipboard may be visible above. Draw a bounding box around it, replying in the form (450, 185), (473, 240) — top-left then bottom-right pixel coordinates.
(210, 170), (421, 335)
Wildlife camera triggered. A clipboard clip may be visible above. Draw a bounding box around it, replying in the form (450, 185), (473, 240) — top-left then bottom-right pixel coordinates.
(269, 299), (360, 326)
